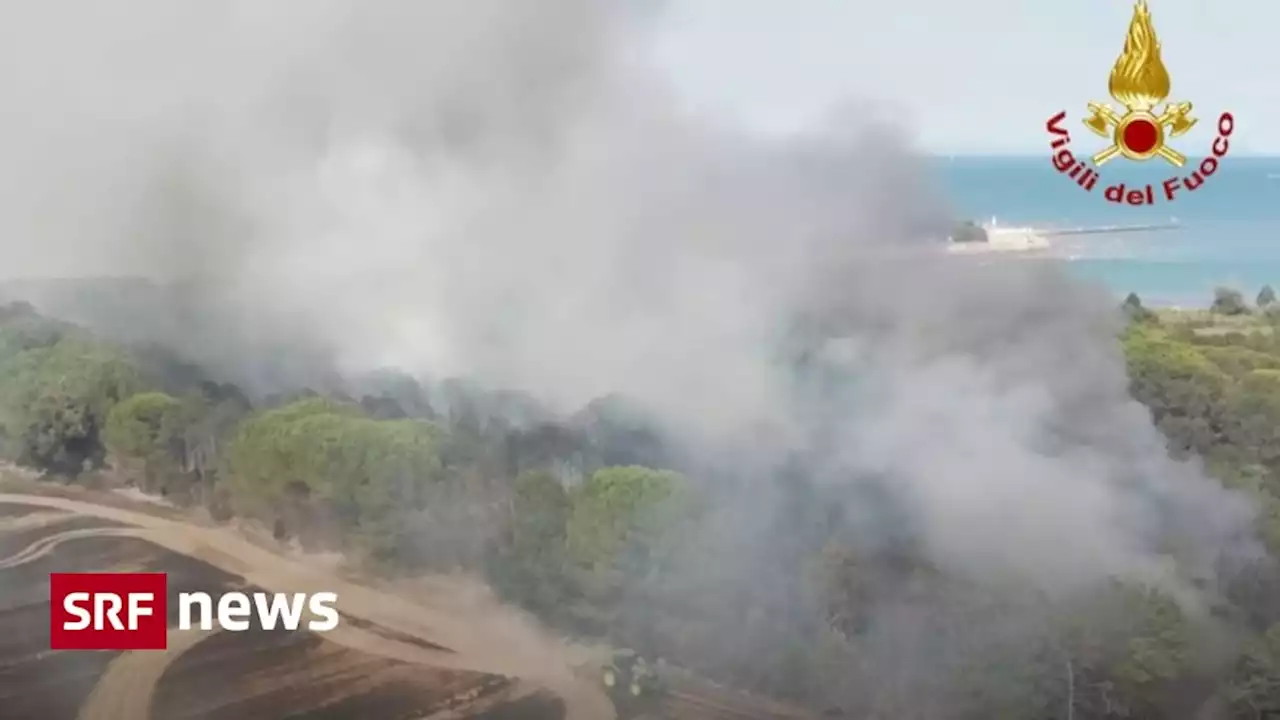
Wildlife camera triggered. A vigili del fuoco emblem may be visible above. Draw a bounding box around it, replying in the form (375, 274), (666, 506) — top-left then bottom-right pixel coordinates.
(1044, 0), (1235, 206)
(1082, 0), (1195, 167)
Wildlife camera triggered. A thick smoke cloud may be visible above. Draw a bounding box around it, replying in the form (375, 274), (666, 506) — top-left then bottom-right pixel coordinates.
(0, 0), (1257, 684)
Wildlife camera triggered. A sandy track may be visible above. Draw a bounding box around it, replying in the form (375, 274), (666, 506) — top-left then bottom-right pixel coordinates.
(0, 492), (615, 720)
(0, 526), (150, 570)
(0, 509), (76, 532)
(77, 627), (220, 720)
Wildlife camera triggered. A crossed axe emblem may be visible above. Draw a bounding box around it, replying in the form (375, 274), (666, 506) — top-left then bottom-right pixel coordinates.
(1083, 101), (1197, 167)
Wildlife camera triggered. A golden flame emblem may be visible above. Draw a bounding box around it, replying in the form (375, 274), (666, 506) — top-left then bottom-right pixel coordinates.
(1083, 0), (1197, 166)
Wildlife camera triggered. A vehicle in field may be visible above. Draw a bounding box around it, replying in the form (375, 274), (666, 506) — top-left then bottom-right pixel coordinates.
(600, 649), (664, 718)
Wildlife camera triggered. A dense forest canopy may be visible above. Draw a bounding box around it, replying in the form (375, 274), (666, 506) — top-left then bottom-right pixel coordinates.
(5, 282), (1280, 719)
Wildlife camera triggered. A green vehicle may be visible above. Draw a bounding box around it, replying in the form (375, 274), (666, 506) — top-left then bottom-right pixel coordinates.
(600, 649), (663, 718)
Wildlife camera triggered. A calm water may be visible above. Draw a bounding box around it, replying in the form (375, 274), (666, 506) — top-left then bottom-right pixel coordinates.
(936, 156), (1280, 305)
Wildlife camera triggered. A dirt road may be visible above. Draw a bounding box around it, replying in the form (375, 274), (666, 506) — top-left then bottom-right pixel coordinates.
(77, 626), (221, 720)
(0, 492), (616, 720)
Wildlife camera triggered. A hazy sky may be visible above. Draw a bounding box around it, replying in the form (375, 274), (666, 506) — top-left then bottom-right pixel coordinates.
(654, 0), (1276, 154)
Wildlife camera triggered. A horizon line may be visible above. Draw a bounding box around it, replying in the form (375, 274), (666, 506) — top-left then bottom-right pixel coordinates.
(925, 152), (1280, 159)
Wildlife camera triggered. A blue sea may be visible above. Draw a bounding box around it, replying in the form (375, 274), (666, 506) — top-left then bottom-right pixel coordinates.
(937, 156), (1280, 306)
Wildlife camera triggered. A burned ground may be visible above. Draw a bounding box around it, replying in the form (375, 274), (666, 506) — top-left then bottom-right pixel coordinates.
(0, 497), (567, 720)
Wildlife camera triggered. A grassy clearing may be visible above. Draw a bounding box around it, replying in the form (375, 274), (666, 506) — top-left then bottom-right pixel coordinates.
(1154, 307), (1278, 336)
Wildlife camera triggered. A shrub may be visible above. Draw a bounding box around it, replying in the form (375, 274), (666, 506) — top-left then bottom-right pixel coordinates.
(1212, 287), (1250, 316)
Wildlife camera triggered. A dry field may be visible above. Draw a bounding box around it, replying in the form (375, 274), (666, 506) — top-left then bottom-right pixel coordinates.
(0, 477), (814, 720)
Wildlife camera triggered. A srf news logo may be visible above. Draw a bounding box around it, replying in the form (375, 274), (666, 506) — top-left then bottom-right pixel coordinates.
(49, 572), (340, 650)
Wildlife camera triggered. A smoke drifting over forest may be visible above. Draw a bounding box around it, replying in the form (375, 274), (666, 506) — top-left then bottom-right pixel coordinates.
(0, 0), (1259, 698)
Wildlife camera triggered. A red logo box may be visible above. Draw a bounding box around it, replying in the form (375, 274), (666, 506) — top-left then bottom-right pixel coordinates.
(49, 573), (168, 650)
